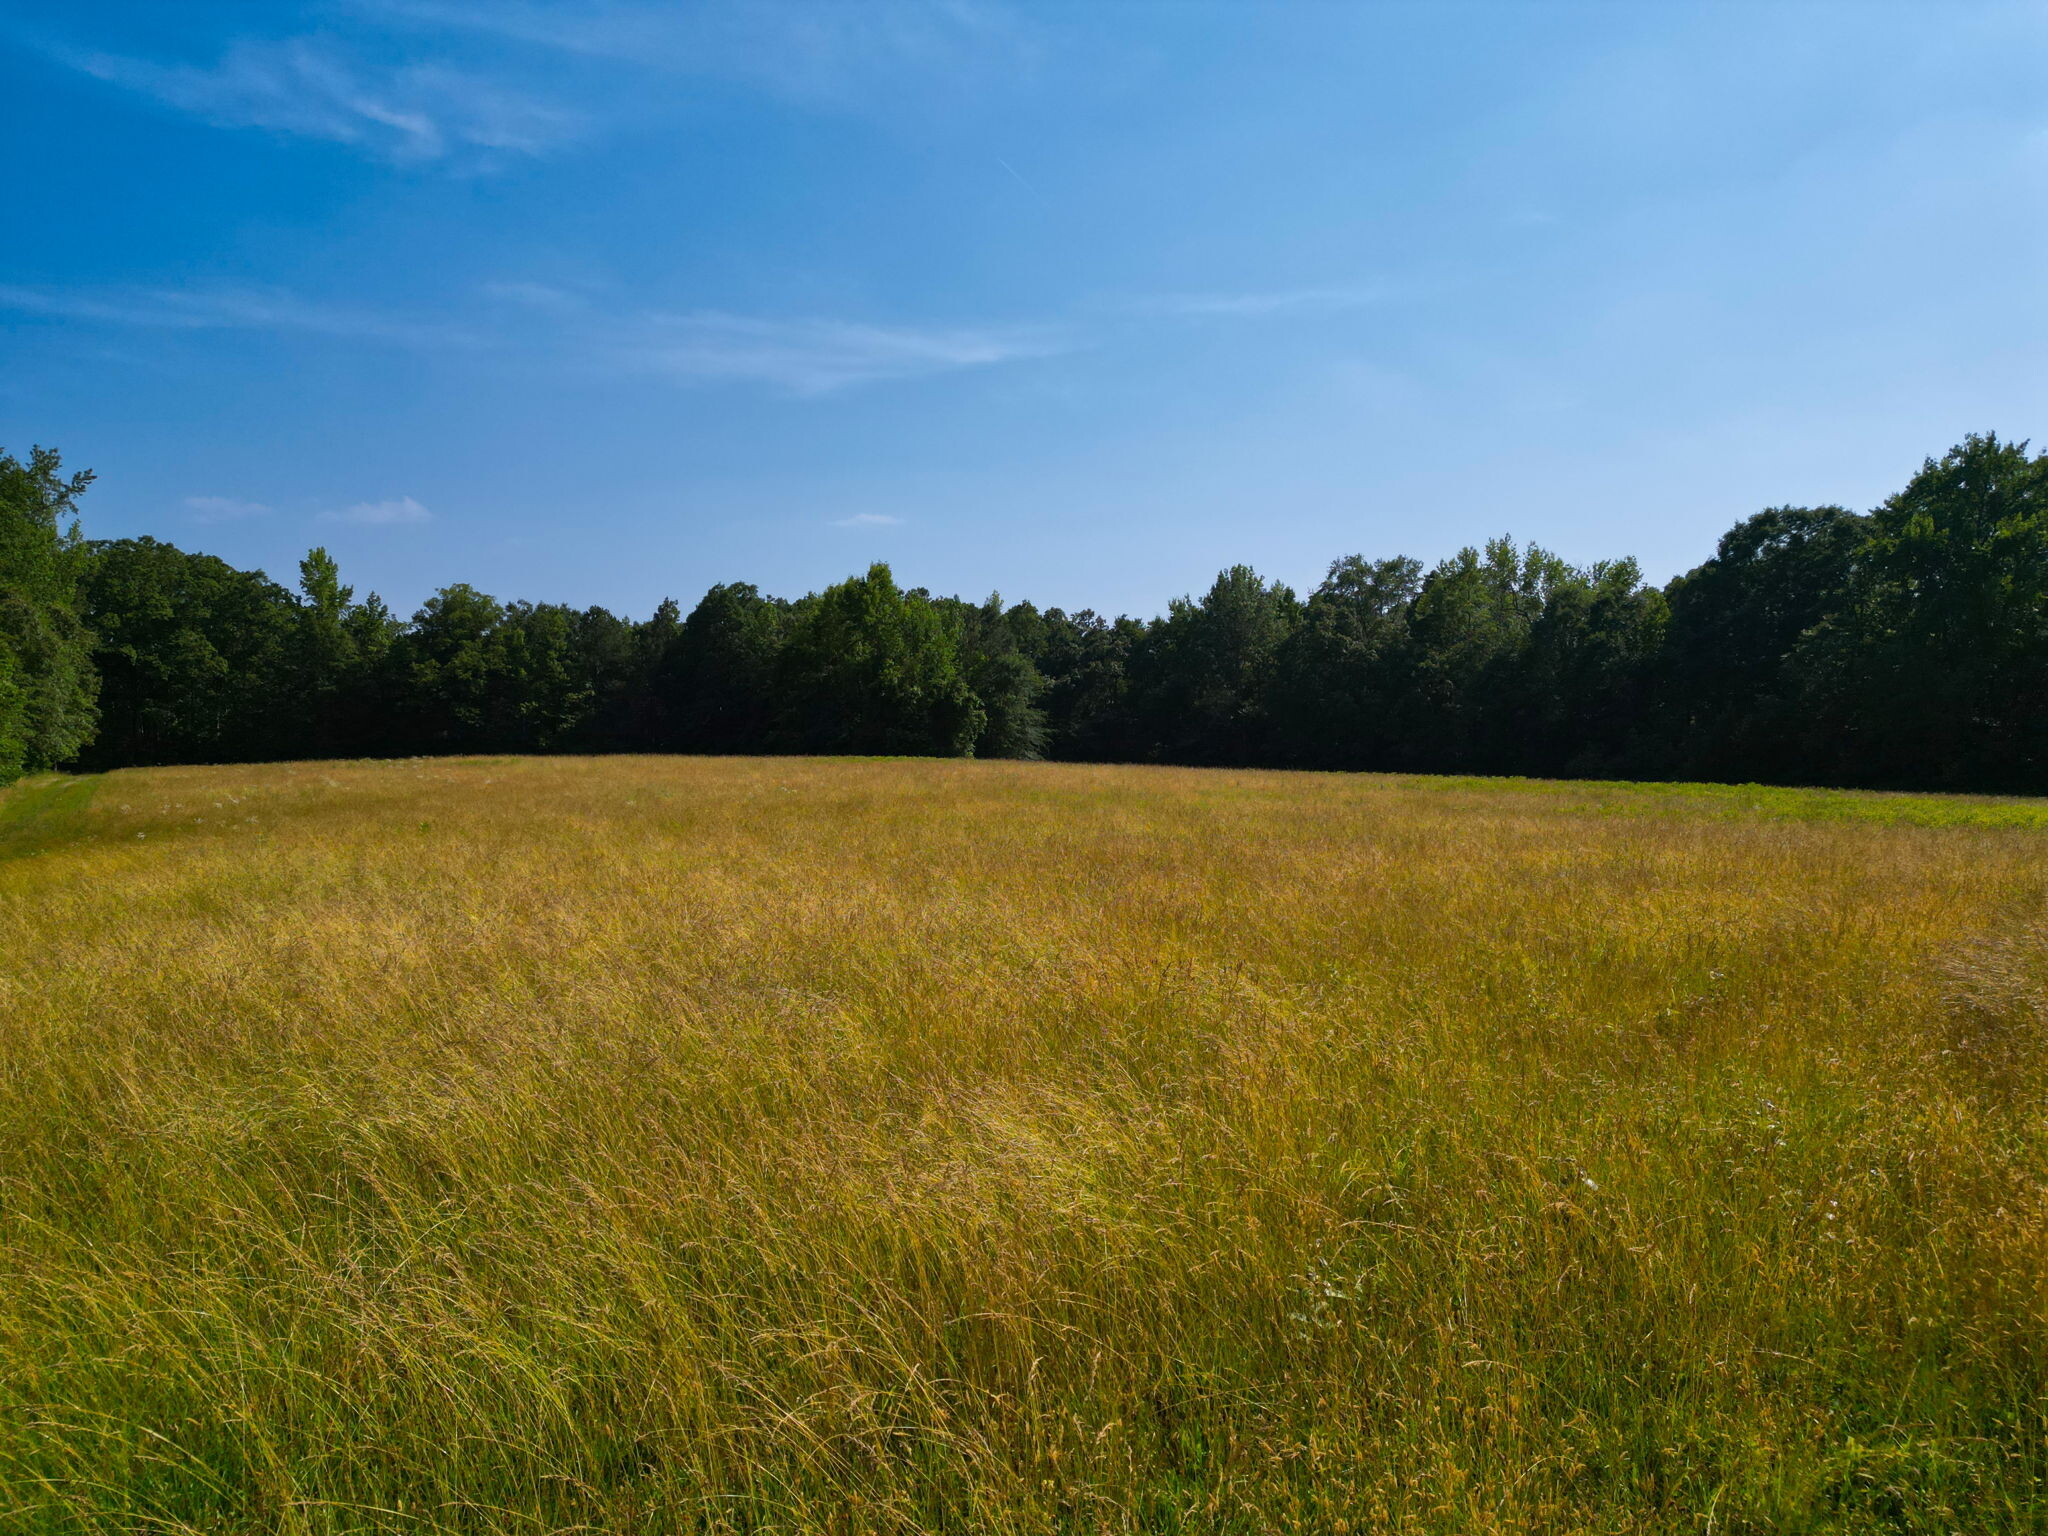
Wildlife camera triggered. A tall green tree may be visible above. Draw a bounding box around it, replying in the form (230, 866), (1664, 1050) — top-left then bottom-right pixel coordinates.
(1400, 538), (1573, 771)
(1797, 434), (2048, 789)
(1657, 506), (1868, 781)
(774, 564), (983, 755)
(1515, 558), (1668, 776)
(0, 447), (98, 782)
(290, 546), (396, 758)
(1132, 565), (1300, 763)
(491, 603), (589, 752)
(607, 597), (682, 750)
(392, 584), (509, 752)
(1270, 555), (1421, 768)
(945, 594), (1049, 759)
(1035, 608), (1144, 762)
(562, 605), (638, 751)
(664, 583), (786, 753)
(80, 538), (297, 768)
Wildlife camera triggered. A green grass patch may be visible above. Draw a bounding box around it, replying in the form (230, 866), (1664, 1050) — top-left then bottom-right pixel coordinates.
(1406, 772), (2048, 828)
(0, 774), (100, 862)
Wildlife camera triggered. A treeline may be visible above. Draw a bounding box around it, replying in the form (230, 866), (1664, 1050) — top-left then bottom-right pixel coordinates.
(4, 433), (2047, 793)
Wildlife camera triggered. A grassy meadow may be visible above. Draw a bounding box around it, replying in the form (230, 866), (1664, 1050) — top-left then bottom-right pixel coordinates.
(1, 755), (2045, 1534)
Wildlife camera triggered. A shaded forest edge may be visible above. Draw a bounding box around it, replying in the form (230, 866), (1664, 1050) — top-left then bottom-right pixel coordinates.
(3, 432), (2046, 793)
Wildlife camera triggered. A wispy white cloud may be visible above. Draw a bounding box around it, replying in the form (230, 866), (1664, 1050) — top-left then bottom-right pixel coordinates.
(1135, 285), (1391, 319)
(2, 268), (1379, 397)
(321, 496), (433, 525)
(479, 279), (592, 314)
(41, 1), (1027, 171)
(358, 0), (1039, 109)
(0, 283), (474, 347)
(60, 36), (578, 163)
(1, 277), (1060, 393)
(480, 280), (1066, 392)
(184, 495), (271, 524)
(612, 311), (1070, 395)
(833, 512), (903, 527)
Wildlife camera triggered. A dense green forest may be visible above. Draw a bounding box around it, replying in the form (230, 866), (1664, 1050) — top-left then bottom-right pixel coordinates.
(4, 432), (2046, 792)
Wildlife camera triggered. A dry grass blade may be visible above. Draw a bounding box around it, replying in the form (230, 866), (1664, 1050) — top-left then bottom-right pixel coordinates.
(0, 756), (2043, 1533)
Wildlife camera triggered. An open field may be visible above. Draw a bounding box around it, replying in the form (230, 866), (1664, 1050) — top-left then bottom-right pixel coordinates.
(1, 756), (2045, 1534)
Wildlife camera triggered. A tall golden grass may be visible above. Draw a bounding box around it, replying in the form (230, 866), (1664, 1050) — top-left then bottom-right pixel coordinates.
(1, 756), (2044, 1533)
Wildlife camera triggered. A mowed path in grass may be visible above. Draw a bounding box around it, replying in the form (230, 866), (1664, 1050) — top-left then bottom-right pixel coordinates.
(1, 756), (2044, 1533)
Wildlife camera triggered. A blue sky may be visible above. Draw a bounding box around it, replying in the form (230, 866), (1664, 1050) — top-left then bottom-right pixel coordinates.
(4, 1), (2046, 619)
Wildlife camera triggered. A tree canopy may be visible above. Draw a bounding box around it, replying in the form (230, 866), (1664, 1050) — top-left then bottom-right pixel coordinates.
(0, 447), (97, 782)
(7, 432), (2048, 794)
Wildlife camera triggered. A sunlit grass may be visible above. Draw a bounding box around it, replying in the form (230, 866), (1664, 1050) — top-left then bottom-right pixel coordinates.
(1, 756), (2044, 1533)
